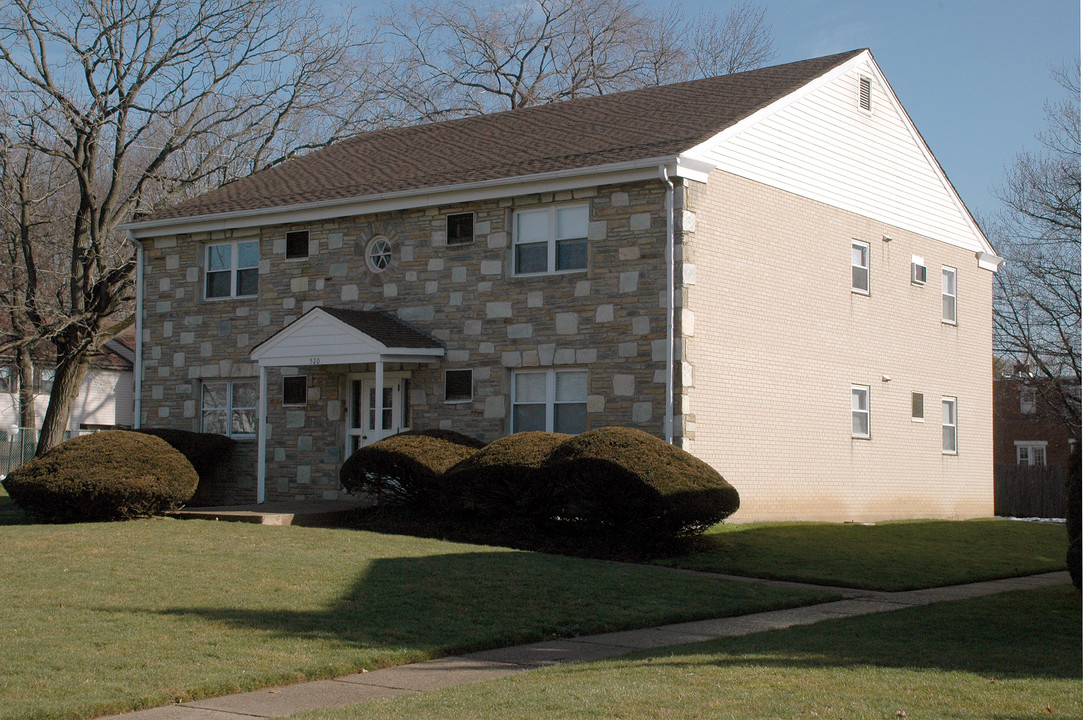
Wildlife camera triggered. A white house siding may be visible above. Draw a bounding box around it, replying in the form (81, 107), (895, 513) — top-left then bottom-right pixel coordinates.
(695, 58), (986, 255)
(0, 368), (133, 432)
(681, 170), (994, 522)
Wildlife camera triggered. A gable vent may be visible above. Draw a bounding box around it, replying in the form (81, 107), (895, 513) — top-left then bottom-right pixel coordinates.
(859, 77), (872, 112)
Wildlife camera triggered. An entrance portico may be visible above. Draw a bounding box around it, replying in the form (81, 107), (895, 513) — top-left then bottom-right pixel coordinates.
(250, 307), (444, 503)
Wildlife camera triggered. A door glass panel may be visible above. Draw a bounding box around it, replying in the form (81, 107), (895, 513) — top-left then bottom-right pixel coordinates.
(382, 387), (393, 431)
(351, 381), (361, 428)
(368, 387), (376, 431)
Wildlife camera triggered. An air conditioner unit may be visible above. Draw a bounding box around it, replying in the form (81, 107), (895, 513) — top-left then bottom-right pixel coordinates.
(911, 258), (927, 285)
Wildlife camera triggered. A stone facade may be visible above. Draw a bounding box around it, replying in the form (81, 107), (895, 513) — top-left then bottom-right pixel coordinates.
(139, 181), (678, 502)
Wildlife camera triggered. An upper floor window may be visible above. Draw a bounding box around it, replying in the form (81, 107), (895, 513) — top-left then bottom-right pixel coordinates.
(1020, 387), (1037, 414)
(0, 366), (12, 393)
(911, 392), (924, 422)
(202, 379), (257, 437)
(514, 204), (588, 275)
(942, 397), (958, 454)
(285, 231), (309, 260)
(447, 213), (474, 246)
(206, 240), (258, 299)
(512, 369), (587, 434)
(942, 267), (957, 324)
(851, 385), (870, 438)
(365, 236), (393, 273)
(851, 241), (869, 294)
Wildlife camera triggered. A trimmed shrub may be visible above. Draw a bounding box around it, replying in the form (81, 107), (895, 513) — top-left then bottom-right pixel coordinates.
(136, 428), (237, 507)
(443, 432), (571, 518)
(1066, 443), (1081, 589)
(340, 429), (485, 508)
(1, 430), (198, 522)
(545, 426), (740, 539)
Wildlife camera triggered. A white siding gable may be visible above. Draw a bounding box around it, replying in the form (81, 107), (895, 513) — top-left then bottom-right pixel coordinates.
(690, 52), (992, 256)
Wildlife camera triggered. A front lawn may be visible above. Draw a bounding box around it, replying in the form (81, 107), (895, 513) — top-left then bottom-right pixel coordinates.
(657, 518), (1068, 590)
(296, 585), (1082, 720)
(0, 519), (828, 720)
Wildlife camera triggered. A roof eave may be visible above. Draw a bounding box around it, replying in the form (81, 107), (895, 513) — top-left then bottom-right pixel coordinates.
(124, 155), (712, 239)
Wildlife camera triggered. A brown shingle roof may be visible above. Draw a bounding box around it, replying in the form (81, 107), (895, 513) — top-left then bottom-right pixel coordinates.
(319, 308), (444, 350)
(144, 50), (863, 224)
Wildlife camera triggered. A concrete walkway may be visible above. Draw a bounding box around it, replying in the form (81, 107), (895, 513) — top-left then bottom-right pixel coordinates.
(98, 570), (1071, 720)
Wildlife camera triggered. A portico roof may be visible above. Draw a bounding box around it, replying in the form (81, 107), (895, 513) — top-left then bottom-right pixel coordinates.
(250, 307), (444, 367)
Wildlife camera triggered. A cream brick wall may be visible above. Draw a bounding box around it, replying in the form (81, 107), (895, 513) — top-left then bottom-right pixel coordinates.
(681, 171), (994, 522)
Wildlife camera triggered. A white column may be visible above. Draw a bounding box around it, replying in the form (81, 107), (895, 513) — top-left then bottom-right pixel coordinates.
(374, 359), (384, 442)
(256, 364), (268, 503)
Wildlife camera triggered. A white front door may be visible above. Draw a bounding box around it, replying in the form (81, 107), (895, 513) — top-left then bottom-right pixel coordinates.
(345, 375), (409, 455)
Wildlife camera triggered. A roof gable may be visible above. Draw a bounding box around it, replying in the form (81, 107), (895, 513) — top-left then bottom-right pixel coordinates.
(250, 308), (444, 367)
(688, 51), (994, 256)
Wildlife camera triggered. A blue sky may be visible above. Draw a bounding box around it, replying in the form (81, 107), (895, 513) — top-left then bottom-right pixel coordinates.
(742, 0), (1080, 224)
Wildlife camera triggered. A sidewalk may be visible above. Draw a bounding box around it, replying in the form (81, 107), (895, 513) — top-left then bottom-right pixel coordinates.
(98, 570), (1071, 720)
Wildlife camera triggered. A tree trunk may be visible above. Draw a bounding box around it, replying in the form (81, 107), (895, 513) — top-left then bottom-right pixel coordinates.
(15, 344), (35, 430)
(34, 353), (89, 456)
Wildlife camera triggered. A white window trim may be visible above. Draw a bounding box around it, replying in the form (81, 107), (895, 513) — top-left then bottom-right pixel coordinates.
(942, 397), (958, 455)
(851, 240), (870, 295)
(942, 266), (958, 325)
(444, 369), (473, 404)
(513, 203), (589, 276)
(365, 235), (393, 273)
(1015, 440), (1049, 466)
(851, 385), (870, 439)
(205, 239), (259, 300)
(202, 379), (258, 438)
(511, 368), (588, 434)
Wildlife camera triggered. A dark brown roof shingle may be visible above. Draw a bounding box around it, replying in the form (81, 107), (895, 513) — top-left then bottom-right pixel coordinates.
(143, 50), (863, 224)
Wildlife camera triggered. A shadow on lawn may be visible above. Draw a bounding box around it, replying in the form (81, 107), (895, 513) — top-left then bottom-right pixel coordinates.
(142, 550), (816, 661)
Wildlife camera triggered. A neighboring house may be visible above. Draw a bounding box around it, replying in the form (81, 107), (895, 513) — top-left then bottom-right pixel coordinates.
(0, 331), (136, 435)
(123, 49), (1002, 521)
(993, 368), (1079, 471)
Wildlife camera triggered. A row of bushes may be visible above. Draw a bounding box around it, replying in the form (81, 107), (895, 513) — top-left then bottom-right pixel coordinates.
(340, 426), (741, 543)
(1, 429), (236, 522)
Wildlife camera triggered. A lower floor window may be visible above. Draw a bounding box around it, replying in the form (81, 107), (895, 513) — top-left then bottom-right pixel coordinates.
(942, 397), (957, 454)
(851, 386), (870, 438)
(1016, 442), (1047, 466)
(202, 379), (258, 437)
(512, 369), (587, 434)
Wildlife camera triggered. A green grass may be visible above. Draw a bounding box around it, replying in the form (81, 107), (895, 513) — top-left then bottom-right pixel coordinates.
(297, 585), (1082, 720)
(656, 518), (1068, 590)
(0, 518), (829, 720)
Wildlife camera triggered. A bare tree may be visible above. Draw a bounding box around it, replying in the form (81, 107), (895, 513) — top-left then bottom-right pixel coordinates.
(991, 61), (1081, 432)
(377, 0), (776, 122)
(0, 0), (383, 454)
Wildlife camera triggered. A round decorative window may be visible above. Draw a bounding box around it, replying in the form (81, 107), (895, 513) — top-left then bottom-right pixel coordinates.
(365, 236), (393, 273)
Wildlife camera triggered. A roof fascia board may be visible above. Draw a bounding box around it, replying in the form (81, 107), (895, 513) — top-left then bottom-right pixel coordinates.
(125, 160), (676, 239)
(255, 351), (444, 368)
